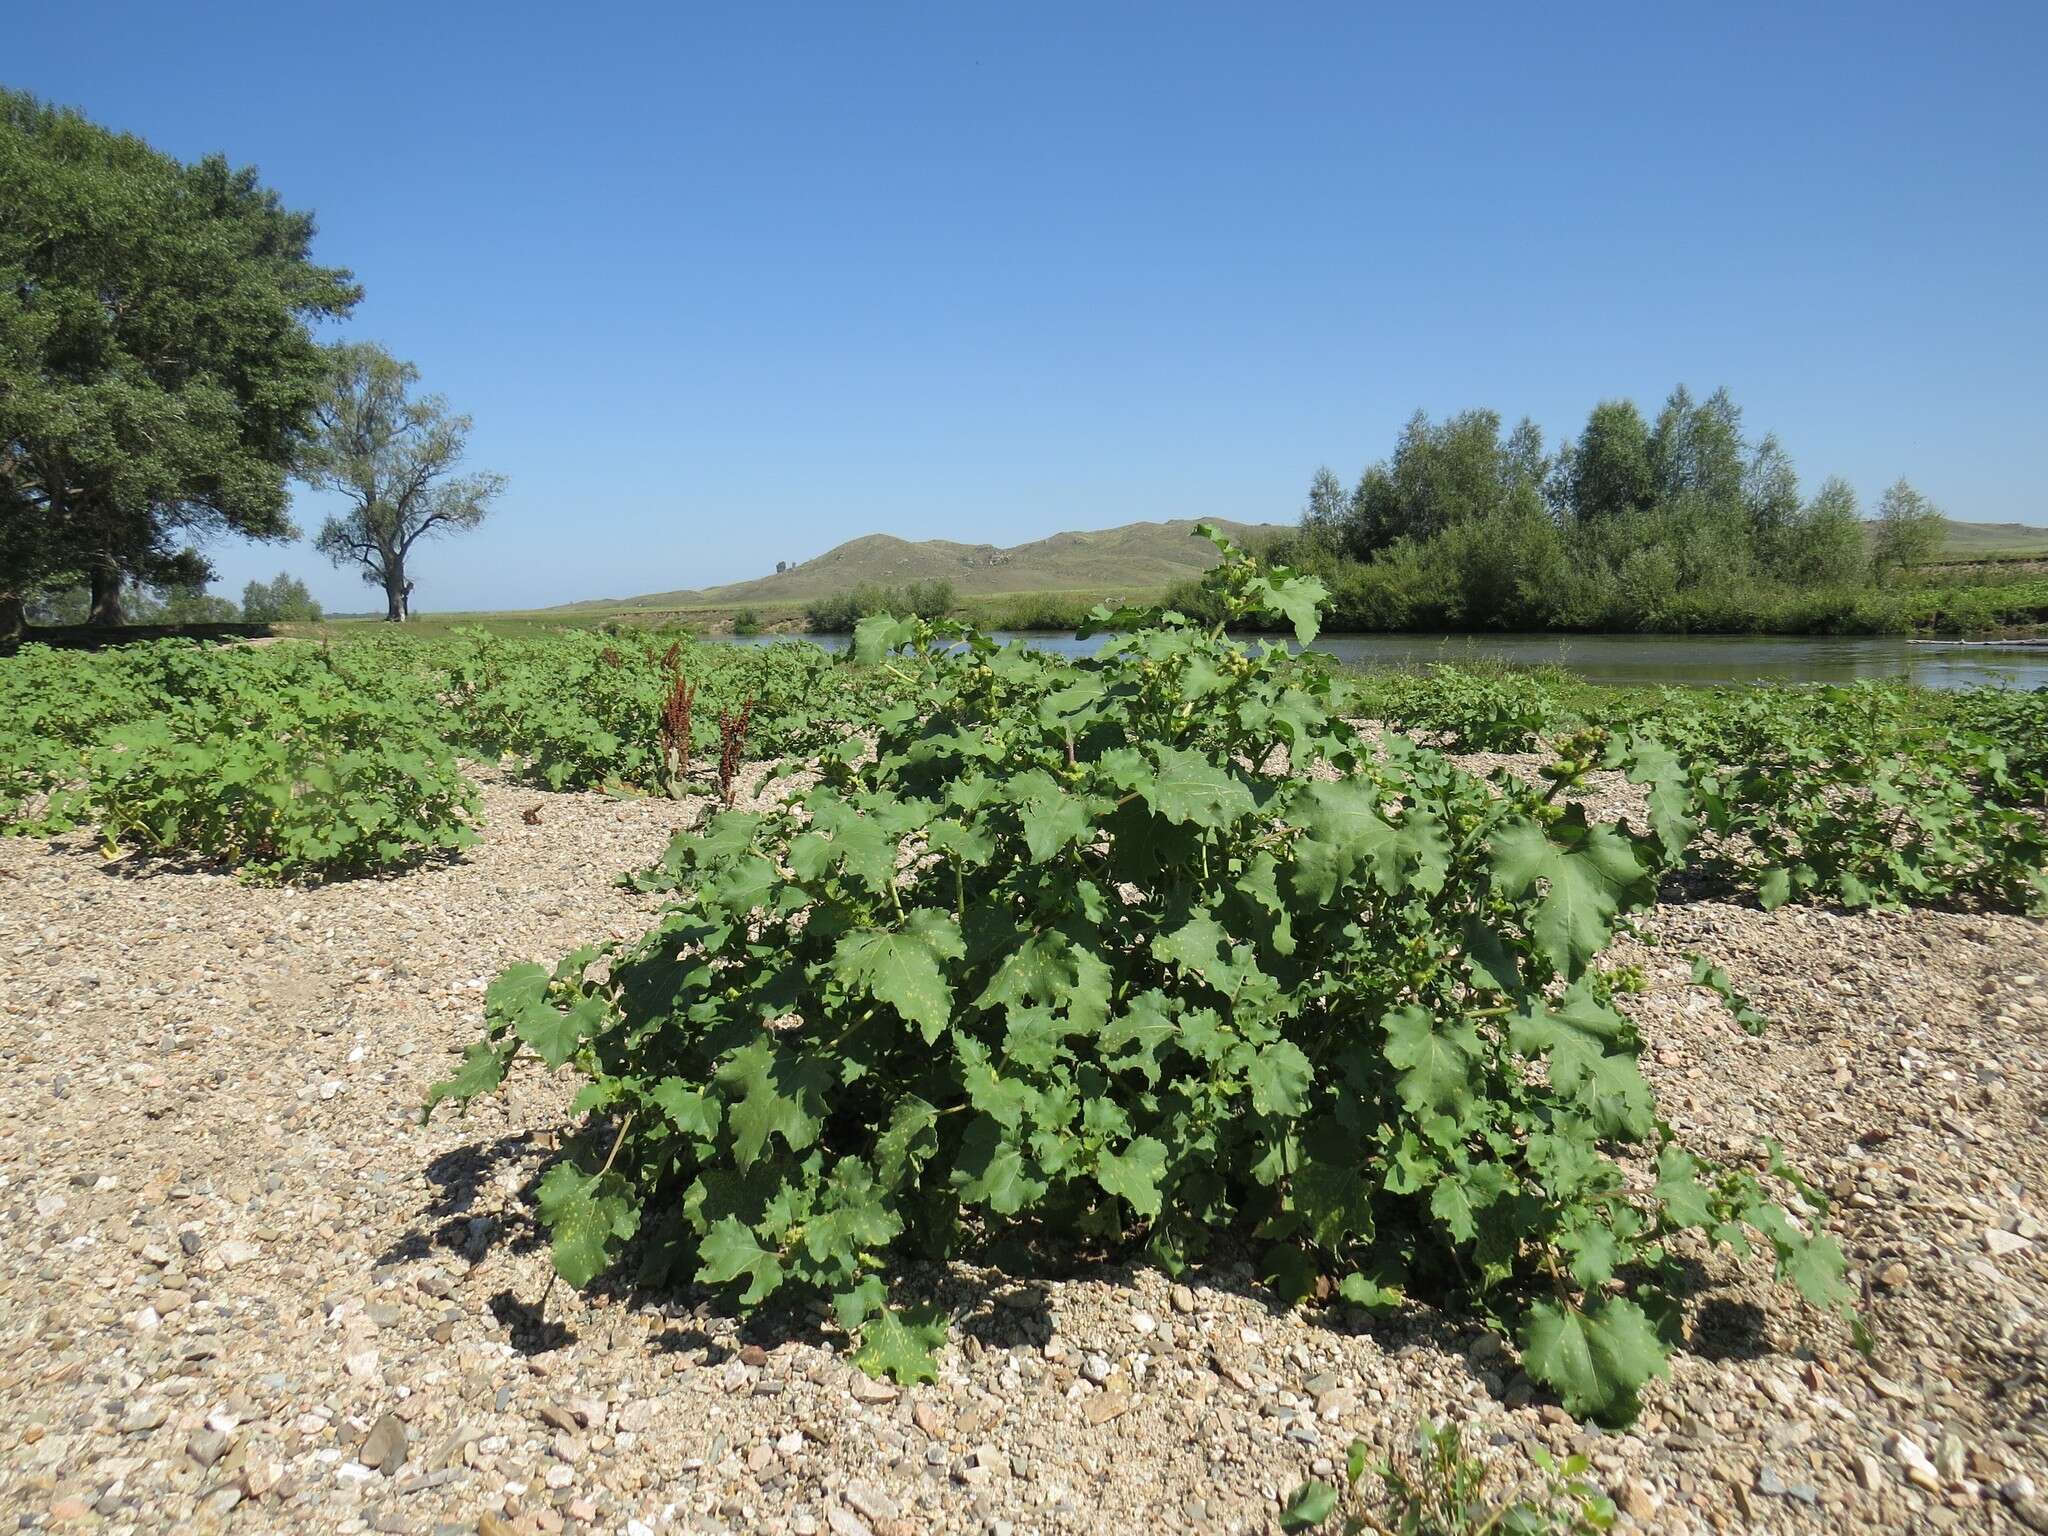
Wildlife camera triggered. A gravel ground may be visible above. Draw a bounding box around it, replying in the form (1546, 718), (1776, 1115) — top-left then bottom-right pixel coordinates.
(1, 762), (2044, 1536)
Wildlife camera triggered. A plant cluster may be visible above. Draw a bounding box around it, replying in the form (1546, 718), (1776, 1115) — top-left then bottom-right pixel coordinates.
(1283, 1418), (1614, 1535)
(429, 529), (1856, 1424)
(1362, 666), (1561, 752)
(1632, 684), (2048, 913)
(442, 630), (894, 794)
(0, 639), (475, 880)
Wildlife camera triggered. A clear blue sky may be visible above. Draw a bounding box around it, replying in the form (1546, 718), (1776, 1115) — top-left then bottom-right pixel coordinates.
(14, 2), (2047, 612)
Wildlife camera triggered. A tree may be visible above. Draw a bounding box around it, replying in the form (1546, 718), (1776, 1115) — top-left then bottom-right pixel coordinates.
(1345, 409), (1520, 556)
(303, 344), (505, 621)
(1647, 386), (1746, 511)
(1742, 433), (1803, 572)
(1783, 476), (1867, 588)
(1299, 466), (1350, 551)
(1870, 479), (1945, 579)
(1565, 400), (1655, 524)
(241, 571), (324, 623)
(0, 89), (358, 637)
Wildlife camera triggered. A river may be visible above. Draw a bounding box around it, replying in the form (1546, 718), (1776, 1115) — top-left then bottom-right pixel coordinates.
(722, 629), (2047, 690)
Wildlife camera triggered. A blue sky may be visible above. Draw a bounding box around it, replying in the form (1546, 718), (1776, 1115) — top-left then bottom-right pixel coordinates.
(14, 3), (2047, 611)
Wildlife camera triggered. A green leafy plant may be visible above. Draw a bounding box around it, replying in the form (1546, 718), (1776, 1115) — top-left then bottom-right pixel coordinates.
(1366, 665), (1561, 752)
(428, 527), (1856, 1423)
(0, 638), (476, 880)
(1631, 684), (2048, 913)
(1283, 1419), (1615, 1535)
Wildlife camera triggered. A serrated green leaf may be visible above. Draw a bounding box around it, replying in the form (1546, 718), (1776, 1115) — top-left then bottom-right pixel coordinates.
(1519, 1296), (1668, 1426)
(650, 1077), (723, 1139)
(1491, 809), (1651, 978)
(1247, 1039), (1313, 1117)
(1096, 1135), (1168, 1217)
(832, 910), (963, 1043)
(536, 1161), (639, 1288)
(852, 1302), (947, 1384)
(697, 1214), (785, 1304)
(423, 1041), (513, 1117)
(1381, 1005), (1479, 1124)
(716, 1036), (829, 1170)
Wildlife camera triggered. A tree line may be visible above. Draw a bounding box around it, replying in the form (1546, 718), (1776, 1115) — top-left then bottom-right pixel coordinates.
(1, 89), (502, 639)
(1229, 388), (1953, 633)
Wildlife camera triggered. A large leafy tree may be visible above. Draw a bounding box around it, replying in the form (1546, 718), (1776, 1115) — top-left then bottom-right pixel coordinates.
(0, 89), (358, 636)
(303, 343), (505, 621)
(1563, 400), (1655, 524)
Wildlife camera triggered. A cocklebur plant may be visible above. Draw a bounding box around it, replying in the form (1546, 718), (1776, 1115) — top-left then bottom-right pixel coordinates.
(432, 526), (1859, 1423)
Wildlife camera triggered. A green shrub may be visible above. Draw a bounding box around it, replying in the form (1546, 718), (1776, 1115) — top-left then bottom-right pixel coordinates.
(430, 529), (1854, 1425)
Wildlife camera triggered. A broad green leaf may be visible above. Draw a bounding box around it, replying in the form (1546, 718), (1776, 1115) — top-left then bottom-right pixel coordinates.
(1127, 746), (1256, 829)
(650, 1077), (723, 1139)
(514, 994), (606, 1071)
(1247, 1039), (1313, 1117)
(852, 1302), (947, 1384)
(1095, 1135), (1168, 1217)
(698, 1214), (784, 1304)
(1653, 1145), (1714, 1229)
(1491, 809), (1651, 978)
(1519, 1296), (1668, 1425)
(423, 1041), (512, 1117)
(951, 1116), (1047, 1214)
(536, 1161), (639, 1288)
(1381, 1005), (1479, 1124)
(831, 910), (964, 1043)
(716, 1036), (829, 1169)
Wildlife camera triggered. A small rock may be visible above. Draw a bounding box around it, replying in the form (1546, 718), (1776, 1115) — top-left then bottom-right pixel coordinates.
(120, 1401), (168, 1434)
(844, 1481), (899, 1523)
(1083, 1388), (1131, 1425)
(1756, 1466), (1818, 1505)
(360, 1412), (408, 1475)
(827, 1508), (873, 1536)
(1985, 1229), (2031, 1258)
(1170, 1285), (1196, 1314)
(850, 1374), (898, 1404)
(1081, 1353), (1112, 1385)
(187, 1427), (230, 1467)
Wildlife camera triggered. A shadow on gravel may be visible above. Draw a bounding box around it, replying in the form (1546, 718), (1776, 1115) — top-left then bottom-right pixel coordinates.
(376, 1131), (552, 1272)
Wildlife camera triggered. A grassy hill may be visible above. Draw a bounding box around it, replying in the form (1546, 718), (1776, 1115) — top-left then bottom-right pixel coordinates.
(564, 518), (1290, 611)
(1927, 518), (2048, 559)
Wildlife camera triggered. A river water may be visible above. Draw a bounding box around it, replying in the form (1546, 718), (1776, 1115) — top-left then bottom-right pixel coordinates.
(724, 629), (2047, 690)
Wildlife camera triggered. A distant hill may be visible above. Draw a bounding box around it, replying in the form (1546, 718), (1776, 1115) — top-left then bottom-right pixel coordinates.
(1928, 518), (2048, 558)
(567, 519), (1291, 609)
(563, 513), (2044, 613)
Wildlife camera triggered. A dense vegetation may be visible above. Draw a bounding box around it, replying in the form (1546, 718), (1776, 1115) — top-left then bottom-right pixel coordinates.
(4, 532), (2042, 1433)
(1164, 387), (2045, 636)
(0, 629), (907, 878)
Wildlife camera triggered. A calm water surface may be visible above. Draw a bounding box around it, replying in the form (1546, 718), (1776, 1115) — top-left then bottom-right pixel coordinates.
(724, 630), (2048, 690)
